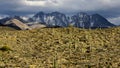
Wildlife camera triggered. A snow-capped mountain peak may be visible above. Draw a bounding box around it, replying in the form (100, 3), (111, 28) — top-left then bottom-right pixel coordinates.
(28, 11), (115, 28)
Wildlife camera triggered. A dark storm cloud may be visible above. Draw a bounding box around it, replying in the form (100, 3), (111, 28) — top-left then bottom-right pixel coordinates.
(0, 0), (120, 24)
(0, 0), (24, 15)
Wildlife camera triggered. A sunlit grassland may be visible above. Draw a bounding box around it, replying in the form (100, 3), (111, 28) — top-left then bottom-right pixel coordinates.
(0, 26), (120, 68)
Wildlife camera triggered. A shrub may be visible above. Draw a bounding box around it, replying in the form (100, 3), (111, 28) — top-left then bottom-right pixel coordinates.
(0, 46), (12, 51)
(68, 24), (74, 27)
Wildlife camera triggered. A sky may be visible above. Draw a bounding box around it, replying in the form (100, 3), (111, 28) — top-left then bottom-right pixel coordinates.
(0, 0), (120, 25)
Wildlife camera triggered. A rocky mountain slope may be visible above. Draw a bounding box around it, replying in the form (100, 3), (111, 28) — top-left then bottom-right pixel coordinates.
(0, 17), (46, 30)
(0, 12), (116, 29)
(5, 19), (30, 30)
(29, 12), (115, 28)
(0, 16), (27, 25)
(29, 12), (69, 27)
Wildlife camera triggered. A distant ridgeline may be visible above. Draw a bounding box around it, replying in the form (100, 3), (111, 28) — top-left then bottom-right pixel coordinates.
(0, 12), (116, 30)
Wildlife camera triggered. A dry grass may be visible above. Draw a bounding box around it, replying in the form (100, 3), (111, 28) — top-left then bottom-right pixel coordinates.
(0, 26), (120, 68)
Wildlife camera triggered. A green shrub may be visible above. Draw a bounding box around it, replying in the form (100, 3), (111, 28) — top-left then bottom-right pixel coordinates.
(0, 46), (12, 51)
(68, 24), (74, 27)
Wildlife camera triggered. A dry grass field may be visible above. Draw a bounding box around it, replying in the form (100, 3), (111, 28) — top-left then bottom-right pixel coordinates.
(0, 26), (120, 68)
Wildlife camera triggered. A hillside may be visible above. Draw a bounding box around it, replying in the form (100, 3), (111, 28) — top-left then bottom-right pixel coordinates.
(5, 19), (30, 30)
(0, 27), (120, 68)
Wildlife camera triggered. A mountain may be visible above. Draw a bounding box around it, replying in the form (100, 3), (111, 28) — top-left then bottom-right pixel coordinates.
(0, 16), (28, 25)
(90, 14), (115, 28)
(69, 12), (91, 28)
(29, 11), (68, 27)
(13, 16), (28, 23)
(3, 19), (30, 30)
(0, 15), (9, 20)
(0, 16), (47, 30)
(29, 12), (115, 28)
(0, 12), (115, 28)
(0, 17), (11, 25)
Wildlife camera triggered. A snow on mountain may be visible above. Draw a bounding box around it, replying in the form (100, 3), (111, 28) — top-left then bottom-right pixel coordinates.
(29, 11), (68, 27)
(0, 17), (2, 19)
(29, 11), (115, 28)
(0, 16), (28, 25)
(70, 12), (91, 28)
(21, 16), (29, 21)
(0, 15), (9, 20)
(0, 12), (116, 28)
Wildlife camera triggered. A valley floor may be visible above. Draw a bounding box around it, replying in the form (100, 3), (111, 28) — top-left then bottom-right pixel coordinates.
(0, 27), (120, 68)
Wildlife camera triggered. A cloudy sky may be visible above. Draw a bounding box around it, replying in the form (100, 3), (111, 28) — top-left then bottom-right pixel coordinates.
(0, 0), (120, 25)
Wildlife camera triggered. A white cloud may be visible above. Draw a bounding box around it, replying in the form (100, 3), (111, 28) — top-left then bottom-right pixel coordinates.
(23, 0), (59, 6)
(20, 0), (120, 11)
(0, 15), (9, 19)
(1, 0), (120, 13)
(24, 0), (47, 6)
(1, 0), (120, 25)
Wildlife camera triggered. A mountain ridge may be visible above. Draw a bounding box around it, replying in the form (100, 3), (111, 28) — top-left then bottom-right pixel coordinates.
(29, 11), (115, 28)
(0, 11), (116, 29)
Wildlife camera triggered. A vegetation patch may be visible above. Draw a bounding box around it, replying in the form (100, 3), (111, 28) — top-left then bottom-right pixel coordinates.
(0, 46), (12, 51)
(0, 26), (119, 68)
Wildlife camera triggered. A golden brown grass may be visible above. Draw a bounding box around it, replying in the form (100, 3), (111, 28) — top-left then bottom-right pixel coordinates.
(0, 26), (120, 68)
